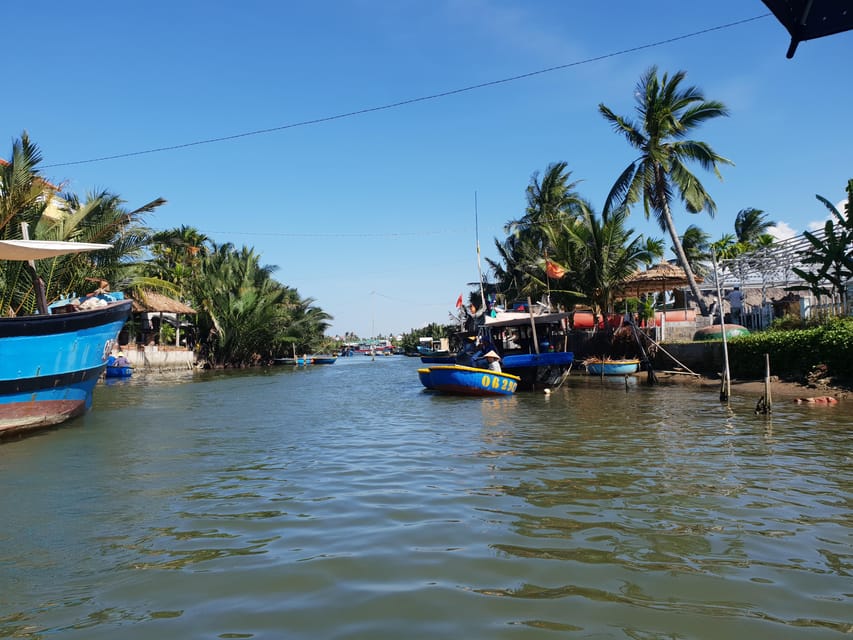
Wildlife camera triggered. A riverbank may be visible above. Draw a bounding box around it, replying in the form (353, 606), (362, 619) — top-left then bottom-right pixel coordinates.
(652, 371), (851, 402)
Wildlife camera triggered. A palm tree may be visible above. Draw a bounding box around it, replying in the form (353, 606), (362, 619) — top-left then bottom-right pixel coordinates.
(507, 162), (585, 246)
(490, 162), (586, 305)
(543, 202), (654, 316)
(1, 134), (167, 314)
(734, 207), (775, 246)
(599, 66), (733, 316)
(678, 225), (712, 278)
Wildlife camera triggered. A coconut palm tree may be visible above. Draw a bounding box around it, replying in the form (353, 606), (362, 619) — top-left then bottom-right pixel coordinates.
(734, 207), (776, 246)
(599, 66), (733, 316)
(678, 225), (712, 278)
(490, 162), (586, 305)
(507, 162), (585, 247)
(543, 202), (654, 316)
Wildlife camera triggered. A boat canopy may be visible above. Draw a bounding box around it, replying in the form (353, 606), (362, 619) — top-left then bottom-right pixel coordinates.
(483, 311), (570, 329)
(0, 240), (112, 261)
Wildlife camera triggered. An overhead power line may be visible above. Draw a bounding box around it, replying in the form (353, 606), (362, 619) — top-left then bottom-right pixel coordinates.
(43, 14), (770, 169)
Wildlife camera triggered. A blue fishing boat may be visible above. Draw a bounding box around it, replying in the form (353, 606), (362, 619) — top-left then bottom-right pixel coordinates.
(585, 358), (640, 376)
(105, 361), (134, 378)
(418, 365), (520, 396)
(419, 353), (456, 364)
(274, 357), (313, 366)
(0, 239), (132, 437)
(311, 354), (337, 365)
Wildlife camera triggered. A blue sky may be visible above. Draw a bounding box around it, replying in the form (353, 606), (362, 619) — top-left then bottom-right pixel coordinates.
(4, 1), (851, 337)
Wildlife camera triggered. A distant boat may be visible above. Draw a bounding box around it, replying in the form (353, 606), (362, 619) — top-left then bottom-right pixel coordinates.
(0, 239), (132, 438)
(585, 358), (640, 376)
(274, 357), (313, 366)
(418, 364), (520, 396)
(311, 354), (337, 365)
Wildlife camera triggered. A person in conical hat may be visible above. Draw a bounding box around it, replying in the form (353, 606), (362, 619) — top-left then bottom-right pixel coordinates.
(481, 350), (502, 372)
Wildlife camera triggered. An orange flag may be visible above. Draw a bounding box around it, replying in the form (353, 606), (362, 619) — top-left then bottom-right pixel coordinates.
(545, 260), (566, 279)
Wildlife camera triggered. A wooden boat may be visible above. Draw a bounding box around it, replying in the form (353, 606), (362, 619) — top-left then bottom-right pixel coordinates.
(585, 358), (640, 376)
(311, 354), (337, 364)
(0, 239), (132, 438)
(418, 364), (520, 396)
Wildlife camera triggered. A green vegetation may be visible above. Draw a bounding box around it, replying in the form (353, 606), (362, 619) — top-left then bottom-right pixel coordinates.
(728, 317), (853, 380)
(790, 180), (853, 311)
(0, 133), (332, 367)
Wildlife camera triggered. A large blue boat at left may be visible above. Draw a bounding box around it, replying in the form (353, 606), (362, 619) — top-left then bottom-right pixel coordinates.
(0, 239), (132, 438)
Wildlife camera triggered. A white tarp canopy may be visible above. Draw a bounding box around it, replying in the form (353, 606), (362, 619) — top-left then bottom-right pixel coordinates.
(0, 239), (112, 261)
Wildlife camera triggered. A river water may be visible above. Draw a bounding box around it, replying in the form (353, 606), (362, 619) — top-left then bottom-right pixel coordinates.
(1, 356), (850, 639)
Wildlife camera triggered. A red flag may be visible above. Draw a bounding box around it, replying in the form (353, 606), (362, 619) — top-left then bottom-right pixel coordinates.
(455, 294), (463, 308)
(546, 260), (566, 279)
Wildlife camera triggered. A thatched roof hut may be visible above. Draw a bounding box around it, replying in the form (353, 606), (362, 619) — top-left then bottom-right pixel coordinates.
(130, 290), (196, 314)
(620, 262), (703, 297)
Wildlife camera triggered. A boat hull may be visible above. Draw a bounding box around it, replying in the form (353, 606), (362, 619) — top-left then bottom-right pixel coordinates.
(420, 355), (456, 364)
(418, 365), (520, 396)
(693, 324), (750, 341)
(105, 365), (133, 378)
(586, 359), (640, 376)
(501, 351), (574, 389)
(0, 300), (132, 437)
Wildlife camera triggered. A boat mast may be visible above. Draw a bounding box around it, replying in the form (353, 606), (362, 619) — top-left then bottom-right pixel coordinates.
(474, 192), (487, 314)
(21, 223), (48, 315)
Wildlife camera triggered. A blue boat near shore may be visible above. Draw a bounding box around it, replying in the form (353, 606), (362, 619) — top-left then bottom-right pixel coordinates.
(418, 364), (520, 396)
(585, 358), (640, 376)
(105, 363), (134, 378)
(0, 239), (132, 438)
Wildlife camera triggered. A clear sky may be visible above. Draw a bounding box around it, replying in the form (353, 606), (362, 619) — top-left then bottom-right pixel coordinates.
(4, 1), (851, 337)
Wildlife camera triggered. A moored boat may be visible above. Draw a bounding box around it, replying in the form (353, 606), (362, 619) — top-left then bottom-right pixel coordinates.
(105, 364), (134, 378)
(274, 357), (313, 366)
(418, 364), (520, 396)
(693, 324), (750, 341)
(480, 306), (574, 389)
(311, 354), (337, 364)
(0, 239), (132, 438)
(585, 358), (640, 376)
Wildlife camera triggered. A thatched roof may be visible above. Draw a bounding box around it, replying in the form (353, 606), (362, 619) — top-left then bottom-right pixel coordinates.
(131, 290), (196, 314)
(620, 262), (703, 296)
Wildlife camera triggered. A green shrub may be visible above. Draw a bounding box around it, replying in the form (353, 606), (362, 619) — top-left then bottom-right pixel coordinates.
(728, 317), (853, 379)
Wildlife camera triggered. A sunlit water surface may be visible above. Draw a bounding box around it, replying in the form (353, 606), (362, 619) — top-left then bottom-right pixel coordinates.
(1, 356), (850, 639)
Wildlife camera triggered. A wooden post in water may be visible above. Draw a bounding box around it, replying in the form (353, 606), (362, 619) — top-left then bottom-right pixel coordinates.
(756, 353), (773, 415)
(711, 250), (731, 402)
(526, 296), (540, 355)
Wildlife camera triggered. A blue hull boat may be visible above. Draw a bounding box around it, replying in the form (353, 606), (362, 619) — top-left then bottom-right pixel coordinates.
(585, 359), (640, 376)
(418, 365), (520, 396)
(0, 299), (132, 436)
(0, 238), (132, 438)
(500, 351), (575, 390)
(105, 364), (134, 378)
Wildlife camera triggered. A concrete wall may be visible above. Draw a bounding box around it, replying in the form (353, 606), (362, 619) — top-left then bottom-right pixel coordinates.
(123, 346), (196, 371)
(651, 341), (724, 375)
